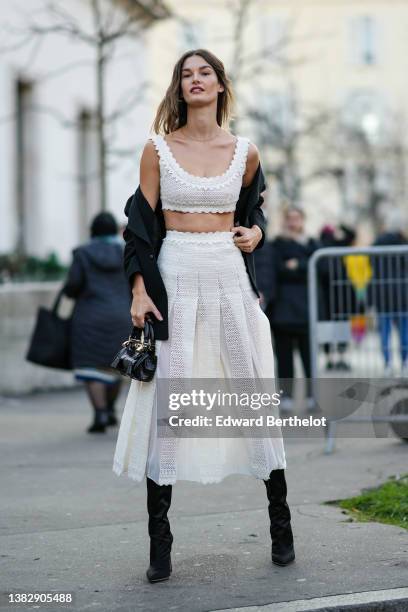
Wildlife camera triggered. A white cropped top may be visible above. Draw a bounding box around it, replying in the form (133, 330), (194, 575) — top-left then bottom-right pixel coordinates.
(149, 133), (250, 213)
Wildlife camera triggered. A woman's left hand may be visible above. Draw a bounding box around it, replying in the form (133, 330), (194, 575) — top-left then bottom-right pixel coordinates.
(231, 225), (262, 253)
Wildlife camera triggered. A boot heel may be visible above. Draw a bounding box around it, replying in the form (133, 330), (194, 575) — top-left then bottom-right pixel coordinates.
(146, 562), (172, 583)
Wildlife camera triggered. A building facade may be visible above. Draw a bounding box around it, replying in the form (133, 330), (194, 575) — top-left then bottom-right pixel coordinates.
(1, 0), (406, 261)
(0, 0), (168, 263)
(147, 0), (408, 238)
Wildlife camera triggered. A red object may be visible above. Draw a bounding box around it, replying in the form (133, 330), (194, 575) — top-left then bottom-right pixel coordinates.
(350, 315), (367, 344)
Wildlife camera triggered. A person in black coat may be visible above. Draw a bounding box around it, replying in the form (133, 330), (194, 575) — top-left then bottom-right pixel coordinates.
(318, 224), (357, 371)
(63, 212), (131, 433)
(266, 207), (320, 408)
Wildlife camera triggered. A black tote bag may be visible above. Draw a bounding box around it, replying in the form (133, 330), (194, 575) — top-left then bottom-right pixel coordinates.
(26, 287), (72, 370)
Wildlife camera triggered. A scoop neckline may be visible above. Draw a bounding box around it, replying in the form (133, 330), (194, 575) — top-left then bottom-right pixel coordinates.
(160, 134), (241, 181)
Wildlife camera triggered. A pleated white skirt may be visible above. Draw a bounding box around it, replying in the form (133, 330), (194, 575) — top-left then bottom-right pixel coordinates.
(112, 230), (286, 485)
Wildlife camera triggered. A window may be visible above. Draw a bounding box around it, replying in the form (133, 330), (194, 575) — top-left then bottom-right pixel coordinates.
(77, 109), (100, 241)
(15, 79), (37, 254)
(350, 15), (379, 66)
(258, 15), (288, 60)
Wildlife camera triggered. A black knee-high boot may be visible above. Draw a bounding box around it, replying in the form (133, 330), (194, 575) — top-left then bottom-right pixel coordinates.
(263, 469), (295, 566)
(146, 477), (173, 583)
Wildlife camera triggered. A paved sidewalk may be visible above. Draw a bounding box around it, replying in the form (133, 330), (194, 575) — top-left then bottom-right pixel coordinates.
(0, 387), (407, 612)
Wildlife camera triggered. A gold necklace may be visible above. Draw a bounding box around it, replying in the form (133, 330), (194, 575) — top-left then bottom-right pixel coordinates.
(180, 127), (222, 142)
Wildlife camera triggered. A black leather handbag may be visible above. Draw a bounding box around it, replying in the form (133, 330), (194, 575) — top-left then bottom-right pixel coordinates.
(26, 287), (72, 370)
(110, 319), (157, 382)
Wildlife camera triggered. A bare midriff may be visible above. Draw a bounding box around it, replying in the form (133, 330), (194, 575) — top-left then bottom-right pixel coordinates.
(163, 210), (235, 232)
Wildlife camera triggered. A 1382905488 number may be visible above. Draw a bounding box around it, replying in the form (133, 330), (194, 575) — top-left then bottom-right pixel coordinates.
(4, 592), (74, 605)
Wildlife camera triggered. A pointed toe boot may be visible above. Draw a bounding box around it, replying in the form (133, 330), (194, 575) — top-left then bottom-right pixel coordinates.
(264, 469), (295, 566)
(146, 477), (173, 583)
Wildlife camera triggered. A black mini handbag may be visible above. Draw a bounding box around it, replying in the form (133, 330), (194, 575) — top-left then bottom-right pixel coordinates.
(110, 319), (157, 382)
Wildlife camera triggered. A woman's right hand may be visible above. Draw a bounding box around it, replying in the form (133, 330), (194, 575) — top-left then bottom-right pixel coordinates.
(131, 290), (163, 328)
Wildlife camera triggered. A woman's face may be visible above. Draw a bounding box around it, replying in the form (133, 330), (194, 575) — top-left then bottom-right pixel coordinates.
(180, 55), (224, 107)
(284, 210), (305, 234)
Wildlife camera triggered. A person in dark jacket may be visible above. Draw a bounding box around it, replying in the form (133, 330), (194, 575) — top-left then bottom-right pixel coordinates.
(370, 227), (408, 376)
(267, 207), (320, 409)
(318, 224), (357, 371)
(63, 212), (131, 433)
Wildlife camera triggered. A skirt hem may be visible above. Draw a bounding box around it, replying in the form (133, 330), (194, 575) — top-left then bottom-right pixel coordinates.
(112, 460), (287, 485)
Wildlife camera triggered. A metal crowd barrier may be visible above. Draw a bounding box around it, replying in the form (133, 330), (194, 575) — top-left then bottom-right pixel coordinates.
(308, 245), (408, 453)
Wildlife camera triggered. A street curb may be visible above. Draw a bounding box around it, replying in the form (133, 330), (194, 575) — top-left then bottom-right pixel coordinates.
(298, 598), (408, 612)
(210, 588), (408, 612)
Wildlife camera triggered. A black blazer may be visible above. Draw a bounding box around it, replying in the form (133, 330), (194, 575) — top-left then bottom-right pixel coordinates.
(123, 161), (268, 340)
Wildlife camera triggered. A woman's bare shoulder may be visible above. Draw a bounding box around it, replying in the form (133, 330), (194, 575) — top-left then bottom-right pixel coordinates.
(242, 141), (260, 187)
(142, 137), (160, 157)
(221, 128), (240, 147)
(140, 138), (160, 209)
(246, 141), (260, 164)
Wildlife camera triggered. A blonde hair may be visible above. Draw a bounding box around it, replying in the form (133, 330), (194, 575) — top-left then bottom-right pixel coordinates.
(151, 49), (235, 135)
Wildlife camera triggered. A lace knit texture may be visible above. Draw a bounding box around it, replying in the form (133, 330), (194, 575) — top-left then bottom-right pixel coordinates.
(149, 133), (250, 213)
(112, 137), (287, 485)
(112, 233), (287, 485)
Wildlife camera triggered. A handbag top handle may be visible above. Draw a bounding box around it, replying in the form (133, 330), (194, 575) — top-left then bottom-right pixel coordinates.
(52, 287), (66, 315)
(130, 318), (155, 345)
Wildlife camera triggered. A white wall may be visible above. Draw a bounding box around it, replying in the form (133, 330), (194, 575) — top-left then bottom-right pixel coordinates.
(0, 0), (152, 263)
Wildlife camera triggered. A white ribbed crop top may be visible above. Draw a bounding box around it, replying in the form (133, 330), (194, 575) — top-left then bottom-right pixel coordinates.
(149, 133), (250, 213)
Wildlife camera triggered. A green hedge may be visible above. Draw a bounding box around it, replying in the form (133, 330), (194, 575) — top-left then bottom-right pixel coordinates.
(0, 252), (68, 283)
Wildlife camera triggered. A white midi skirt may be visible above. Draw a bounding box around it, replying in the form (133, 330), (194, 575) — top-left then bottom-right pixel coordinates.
(112, 230), (286, 485)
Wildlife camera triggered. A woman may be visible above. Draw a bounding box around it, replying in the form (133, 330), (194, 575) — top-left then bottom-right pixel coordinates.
(63, 212), (131, 433)
(112, 49), (295, 582)
(267, 207), (320, 410)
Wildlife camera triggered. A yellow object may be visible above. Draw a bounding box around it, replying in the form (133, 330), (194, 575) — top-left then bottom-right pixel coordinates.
(343, 255), (372, 292)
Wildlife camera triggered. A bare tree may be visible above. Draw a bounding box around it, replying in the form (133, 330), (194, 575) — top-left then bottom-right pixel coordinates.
(171, 0), (302, 132)
(247, 82), (333, 204)
(329, 117), (408, 231)
(1, 0), (171, 214)
(177, 0), (329, 202)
